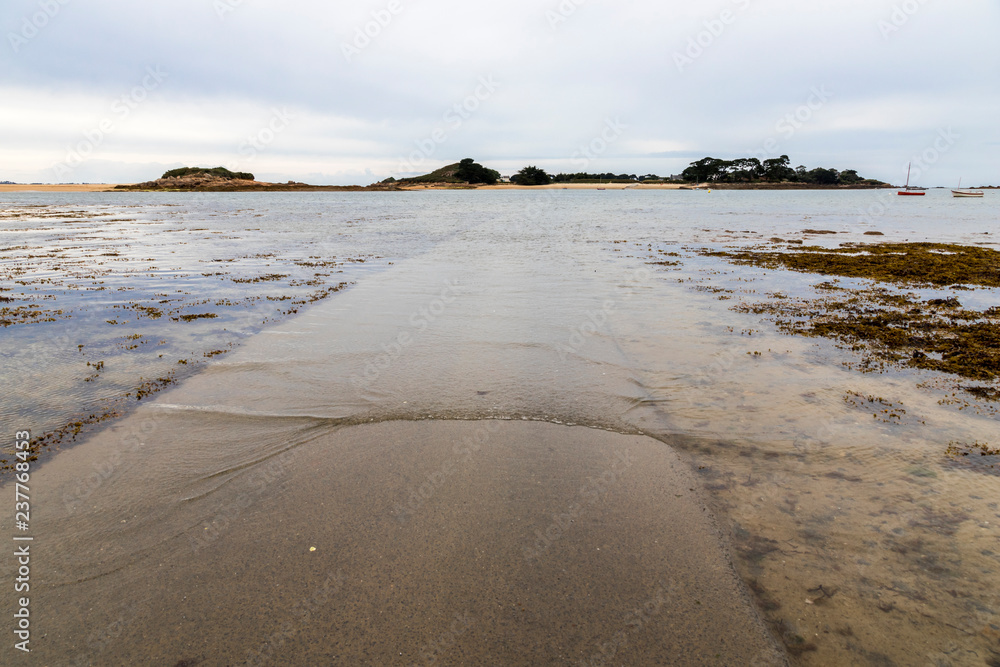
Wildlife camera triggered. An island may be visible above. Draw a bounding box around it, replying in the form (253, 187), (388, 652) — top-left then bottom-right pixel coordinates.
(105, 156), (891, 192)
(113, 167), (400, 192)
(388, 156), (890, 190)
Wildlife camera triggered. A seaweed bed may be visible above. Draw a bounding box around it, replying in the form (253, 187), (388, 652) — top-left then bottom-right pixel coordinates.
(703, 242), (1000, 383)
(633, 237), (1000, 664)
(944, 440), (1000, 475)
(703, 242), (1000, 288)
(0, 204), (369, 472)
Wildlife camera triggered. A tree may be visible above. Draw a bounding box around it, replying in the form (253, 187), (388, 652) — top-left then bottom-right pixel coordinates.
(512, 166), (551, 186)
(162, 166), (254, 181)
(682, 157), (730, 183)
(731, 158), (763, 182)
(455, 158), (499, 185)
(679, 157), (878, 187)
(838, 169), (861, 184)
(762, 155), (795, 182)
(808, 167), (840, 185)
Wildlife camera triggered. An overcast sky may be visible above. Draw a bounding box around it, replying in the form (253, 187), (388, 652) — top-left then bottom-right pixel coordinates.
(2, 0), (997, 185)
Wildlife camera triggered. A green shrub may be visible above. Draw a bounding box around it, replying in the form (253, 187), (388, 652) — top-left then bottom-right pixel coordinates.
(162, 167), (254, 181)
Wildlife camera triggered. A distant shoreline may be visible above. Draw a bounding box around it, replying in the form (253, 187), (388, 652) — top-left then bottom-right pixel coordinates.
(419, 182), (689, 190)
(0, 183), (121, 192)
(473, 182), (891, 191)
(3, 182), (983, 193)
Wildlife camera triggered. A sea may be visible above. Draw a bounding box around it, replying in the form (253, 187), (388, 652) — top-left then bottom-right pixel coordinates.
(2, 188), (998, 665)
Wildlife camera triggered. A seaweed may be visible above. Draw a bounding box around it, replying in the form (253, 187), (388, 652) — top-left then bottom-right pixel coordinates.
(727, 275), (1000, 382)
(704, 242), (1000, 287)
(771, 619), (818, 657)
(945, 441), (1000, 475)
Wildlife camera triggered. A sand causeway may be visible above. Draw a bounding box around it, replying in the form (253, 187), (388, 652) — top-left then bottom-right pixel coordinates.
(17, 416), (786, 665)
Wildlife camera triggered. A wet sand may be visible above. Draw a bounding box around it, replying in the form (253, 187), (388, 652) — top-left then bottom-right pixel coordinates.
(5, 191), (997, 664)
(11, 417), (785, 665)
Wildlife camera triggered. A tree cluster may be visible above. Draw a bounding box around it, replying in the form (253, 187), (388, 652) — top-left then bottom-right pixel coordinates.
(162, 167), (254, 181)
(551, 172), (646, 183)
(511, 166), (551, 186)
(455, 158), (501, 185)
(681, 156), (869, 186)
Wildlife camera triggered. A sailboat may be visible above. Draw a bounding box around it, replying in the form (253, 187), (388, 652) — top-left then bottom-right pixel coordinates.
(898, 163), (926, 196)
(952, 178), (984, 198)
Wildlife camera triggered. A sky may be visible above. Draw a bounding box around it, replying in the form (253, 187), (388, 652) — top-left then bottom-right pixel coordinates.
(1, 0), (997, 186)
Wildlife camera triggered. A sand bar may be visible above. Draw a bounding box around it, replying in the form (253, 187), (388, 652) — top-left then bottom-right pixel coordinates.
(0, 183), (121, 192)
(12, 415), (786, 665)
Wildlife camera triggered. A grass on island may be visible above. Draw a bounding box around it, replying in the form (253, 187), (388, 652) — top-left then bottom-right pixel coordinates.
(399, 163), (467, 184)
(161, 166), (255, 181)
(395, 159), (500, 186)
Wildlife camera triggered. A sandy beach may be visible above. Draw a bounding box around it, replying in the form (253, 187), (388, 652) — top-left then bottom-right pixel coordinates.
(0, 183), (120, 192)
(3, 192), (998, 665)
(4, 0), (995, 662)
(18, 416), (786, 665)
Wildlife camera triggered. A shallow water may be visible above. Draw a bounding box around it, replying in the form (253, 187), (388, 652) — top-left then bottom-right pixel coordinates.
(2, 189), (999, 664)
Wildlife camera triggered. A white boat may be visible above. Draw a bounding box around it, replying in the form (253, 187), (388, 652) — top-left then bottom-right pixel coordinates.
(952, 178), (984, 197)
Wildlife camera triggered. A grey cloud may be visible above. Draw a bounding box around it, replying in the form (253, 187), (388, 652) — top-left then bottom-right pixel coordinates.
(2, 0), (997, 185)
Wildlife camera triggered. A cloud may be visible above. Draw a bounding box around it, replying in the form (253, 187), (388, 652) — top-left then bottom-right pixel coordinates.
(2, 0), (998, 185)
